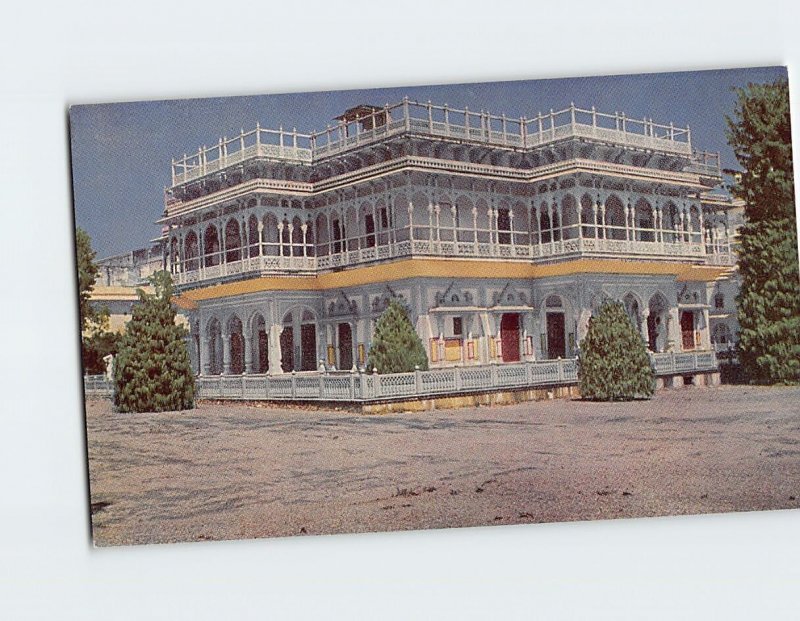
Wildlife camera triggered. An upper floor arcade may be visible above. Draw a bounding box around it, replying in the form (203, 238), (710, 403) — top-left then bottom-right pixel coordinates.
(163, 170), (735, 289)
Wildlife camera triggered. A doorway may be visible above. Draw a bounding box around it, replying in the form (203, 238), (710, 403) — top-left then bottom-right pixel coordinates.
(680, 310), (695, 350)
(338, 322), (353, 370)
(546, 312), (566, 359)
(280, 326), (294, 372)
(500, 313), (521, 362)
(300, 323), (317, 371)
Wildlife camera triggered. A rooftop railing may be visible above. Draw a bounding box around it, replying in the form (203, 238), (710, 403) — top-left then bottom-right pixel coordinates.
(171, 99), (719, 186)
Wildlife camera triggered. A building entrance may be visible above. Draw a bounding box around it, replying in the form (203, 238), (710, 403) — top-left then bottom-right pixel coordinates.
(300, 324), (317, 371)
(338, 323), (353, 370)
(546, 313), (566, 359)
(680, 310), (696, 350)
(500, 313), (521, 362)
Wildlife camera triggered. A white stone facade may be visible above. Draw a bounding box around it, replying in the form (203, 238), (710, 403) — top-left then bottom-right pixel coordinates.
(158, 99), (736, 376)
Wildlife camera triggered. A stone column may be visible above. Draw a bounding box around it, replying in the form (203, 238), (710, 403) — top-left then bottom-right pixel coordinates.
(640, 309), (650, 344)
(244, 326), (253, 374)
(222, 334), (231, 375)
(667, 307), (681, 352)
(201, 335), (210, 375)
(268, 324), (283, 374)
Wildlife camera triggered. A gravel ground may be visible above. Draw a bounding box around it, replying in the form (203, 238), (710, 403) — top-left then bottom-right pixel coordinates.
(85, 385), (800, 546)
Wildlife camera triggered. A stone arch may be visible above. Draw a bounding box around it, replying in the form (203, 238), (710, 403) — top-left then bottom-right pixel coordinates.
(249, 312), (269, 373)
(604, 194), (626, 240)
(247, 214), (259, 256)
(635, 198), (655, 242)
(539, 201), (552, 243)
(206, 317), (223, 375)
(203, 224), (220, 267)
(561, 194), (579, 240)
(662, 201), (680, 243)
(647, 291), (670, 352)
(226, 314), (244, 374)
(689, 205), (702, 243)
(541, 293), (570, 359)
(315, 213), (329, 255)
(291, 216), (304, 256)
(225, 218), (242, 263)
(359, 201), (377, 247)
(622, 292), (643, 335)
(169, 237), (179, 272)
(580, 194), (595, 238)
(263, 213), (280, 256)
(184, 230), (199, 271)
(345, 205), (358, 250)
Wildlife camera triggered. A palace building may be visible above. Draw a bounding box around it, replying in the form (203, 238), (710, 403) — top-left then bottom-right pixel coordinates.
(159, 98), (736, 379)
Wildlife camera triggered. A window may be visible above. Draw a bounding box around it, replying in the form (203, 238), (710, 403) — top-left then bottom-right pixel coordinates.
(714, 292), (724, 310)
(453, 317), (463, 337)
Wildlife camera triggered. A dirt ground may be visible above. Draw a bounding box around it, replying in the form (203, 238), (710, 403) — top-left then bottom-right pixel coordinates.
(85, 385), (800, 546)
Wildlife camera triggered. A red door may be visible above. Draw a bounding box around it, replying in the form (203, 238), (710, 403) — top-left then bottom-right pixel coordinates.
(680, 311), (695, 350)
(500, 314), (521, 362)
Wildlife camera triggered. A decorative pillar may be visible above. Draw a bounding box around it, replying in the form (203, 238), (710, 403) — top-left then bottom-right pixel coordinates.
(598, 197), (605, 239)
(243, 326), (253, 374)
(200, 334), (210, 375)
(288, 221), (295, 257)
(278, 220), (285, 257)
(268, 324), (283, 374)
(640, 309), (650, 344)
(222, 334), (231, 375)
(451, 204), (458, 247)
(407, 200), (415, 243)
(301, 223), (308, 257)
(257, 219), (264, 257)
(626, 198), (633, 241)
(654, 201), (662, 243)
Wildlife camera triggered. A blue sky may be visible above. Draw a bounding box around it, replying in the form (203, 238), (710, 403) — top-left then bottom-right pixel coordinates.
(69, 66), (788, 259)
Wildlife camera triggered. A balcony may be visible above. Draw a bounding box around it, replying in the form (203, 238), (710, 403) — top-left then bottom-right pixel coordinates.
(172, 230), (733, 287)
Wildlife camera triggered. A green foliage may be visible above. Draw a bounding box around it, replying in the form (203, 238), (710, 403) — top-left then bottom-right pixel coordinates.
(113, 271), (195, 412)
(366, 299), (429, 374)
(578, 301), (655, 401)
(726, 79), (800, 384)
(736, 219), (800, 383)
(726, 80), (795, 223)
(82, 327), (122, 375)
(76, 227), (100, 332)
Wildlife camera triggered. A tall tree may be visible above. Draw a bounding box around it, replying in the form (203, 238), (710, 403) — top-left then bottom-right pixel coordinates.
(76, 227), (100, 333)
(578, 301), (655, 401)
(726, 79), (800, 384)
(366, 299), (429, 374)
(113, 271), (194, 412)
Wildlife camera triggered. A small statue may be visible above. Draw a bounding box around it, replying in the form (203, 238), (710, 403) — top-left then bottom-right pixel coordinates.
(103, 353), (114, 381)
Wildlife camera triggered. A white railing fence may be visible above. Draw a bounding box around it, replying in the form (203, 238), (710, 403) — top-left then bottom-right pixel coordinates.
(84, 351), (717, 403)
(189, 351), (716, 403)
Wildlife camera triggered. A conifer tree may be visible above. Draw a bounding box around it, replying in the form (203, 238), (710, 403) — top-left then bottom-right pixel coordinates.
(113, 271), (194, 412)
(367, 299), (429, 374)
(578, 301), (655, 401)
(726, 79), (800, 384)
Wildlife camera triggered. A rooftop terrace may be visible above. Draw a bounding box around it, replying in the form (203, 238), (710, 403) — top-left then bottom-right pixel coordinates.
(170, 98), (721, 186)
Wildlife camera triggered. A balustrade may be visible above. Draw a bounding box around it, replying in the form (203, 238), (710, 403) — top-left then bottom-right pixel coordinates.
(171, 99), (719, 187)
(181, 350), (718, 402)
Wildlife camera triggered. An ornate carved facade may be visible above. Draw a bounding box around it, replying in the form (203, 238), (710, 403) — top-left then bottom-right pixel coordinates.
(160, 99), (736, 375)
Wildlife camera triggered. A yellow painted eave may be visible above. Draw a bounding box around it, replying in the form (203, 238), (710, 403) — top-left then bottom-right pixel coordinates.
(178, 258), (730, 303)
